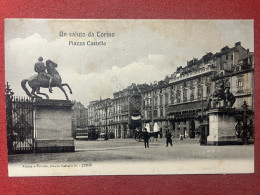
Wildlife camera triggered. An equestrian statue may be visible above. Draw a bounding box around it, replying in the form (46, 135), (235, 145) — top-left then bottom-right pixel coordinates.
(207, 78), (236, 109)
(21, 57), (72, 100)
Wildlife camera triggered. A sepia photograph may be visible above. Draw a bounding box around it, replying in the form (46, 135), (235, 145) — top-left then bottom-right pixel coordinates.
(5, 19), (254, 177)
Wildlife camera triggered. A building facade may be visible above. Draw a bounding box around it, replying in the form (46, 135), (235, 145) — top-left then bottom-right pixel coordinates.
(142, 42), (254, 138)
(87, 98), (113, 136)
(87, 42), (254, 139)
(88, 84), (150, 138)
(71, 101), (88, 137)
(112, 83), (150, 138)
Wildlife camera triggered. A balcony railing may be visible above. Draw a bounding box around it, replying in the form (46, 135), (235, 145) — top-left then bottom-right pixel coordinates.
(169, 67), (215, 84)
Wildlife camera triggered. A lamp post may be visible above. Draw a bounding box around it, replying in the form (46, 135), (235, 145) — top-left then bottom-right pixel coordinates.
(201, 84), (203, 122)
(241, 100), (250, 144)
(105, 105), (108, 140)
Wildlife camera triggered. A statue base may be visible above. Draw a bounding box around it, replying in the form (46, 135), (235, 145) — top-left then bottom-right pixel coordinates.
(207, 108), (243, 145)
(34, 99), (75, 153)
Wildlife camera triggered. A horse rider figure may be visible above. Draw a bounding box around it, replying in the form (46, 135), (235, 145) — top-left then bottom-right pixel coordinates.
(224, 86), (236, 108)
(166, 130), (173, 147)
(34, 56), (53, 93)
(207, 79), (236, 109)
(212, 79), (225, 103)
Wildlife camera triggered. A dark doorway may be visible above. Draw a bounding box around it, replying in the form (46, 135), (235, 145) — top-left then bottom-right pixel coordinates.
(118, 125), (121, 138)
(190, 120), (195, 138)
(123, 124), (127, 139)
(200, 124), (209, 145)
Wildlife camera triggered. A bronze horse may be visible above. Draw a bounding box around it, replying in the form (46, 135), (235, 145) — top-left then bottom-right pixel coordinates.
(207, 79), (235, 109)
(21, 60), (72, 100)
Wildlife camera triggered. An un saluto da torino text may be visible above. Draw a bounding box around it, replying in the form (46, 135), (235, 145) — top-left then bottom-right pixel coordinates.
(59, 31), (116, 46)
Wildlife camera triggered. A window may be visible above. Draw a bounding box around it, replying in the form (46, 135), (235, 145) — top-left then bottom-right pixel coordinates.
(207, 86), (211, 94)
(160, 108), (163, 117)
(197, 87), (202, 100)
(220, 63), (223, 70)
(223, 62), (227, 69)
(226, 55), (228, 60)
(154, 97), (158, 106)
(148, 111), (152, 118)
(237, 80), (243, 91)
(231, 55), (233, 60)
(190, 89), (194, 100)
(144, 111), (147, 118)
(154, 109), (158, 118)
(183, 89), (187, 102)
(190, 81), (193, 88)
(165, 94), (168, 105)
(238, 80), (243, 87)
(207, 76), (210, 82)
(176, 91), (181, 103)
(171, 92), (175, 104)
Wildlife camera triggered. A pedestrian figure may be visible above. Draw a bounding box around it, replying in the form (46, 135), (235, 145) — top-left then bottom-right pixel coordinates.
(134, 128), (138, 140)
(154, 132), (158, 141)
(160, 128), (162, 138)
(143, 128), (149, 148)
(166, 130), (173, 147)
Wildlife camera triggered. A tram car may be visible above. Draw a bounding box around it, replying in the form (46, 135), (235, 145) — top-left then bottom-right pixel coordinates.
(75, 125), (99, 140)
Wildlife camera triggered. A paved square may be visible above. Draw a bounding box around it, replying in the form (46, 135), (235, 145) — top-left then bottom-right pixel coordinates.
(8, 138), (254, 176)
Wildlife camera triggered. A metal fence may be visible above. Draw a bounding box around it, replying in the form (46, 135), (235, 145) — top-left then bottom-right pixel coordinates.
(6, 83), (34, 154)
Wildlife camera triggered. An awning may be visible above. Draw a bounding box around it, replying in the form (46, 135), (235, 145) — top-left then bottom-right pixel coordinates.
(145, 123), (151, 132)
(131, 115), (141, 120)
(153, 122), (159, 132)
(168, 100), (208, 113)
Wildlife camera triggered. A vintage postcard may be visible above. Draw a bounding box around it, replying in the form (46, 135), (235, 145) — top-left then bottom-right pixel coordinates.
(5, 19), (254, 177)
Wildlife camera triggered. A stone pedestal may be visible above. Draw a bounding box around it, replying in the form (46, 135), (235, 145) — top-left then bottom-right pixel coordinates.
(34, 99), (75, 153)
(207, 108), (242, 145)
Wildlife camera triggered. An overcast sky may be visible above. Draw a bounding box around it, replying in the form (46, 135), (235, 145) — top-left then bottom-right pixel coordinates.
(5, 19), (254, 106)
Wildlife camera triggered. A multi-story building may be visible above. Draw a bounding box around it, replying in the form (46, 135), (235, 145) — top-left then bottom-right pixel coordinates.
(142, 80), (169, 134)
(87, 100), (98, 126)
(71, 101), (88, 137)
(87, 98), (113, 136)
(88, 84), (150, 138)
(142, 42), (254, 138)
(87, 42), (254, 140)
(112, 83), (150, 138)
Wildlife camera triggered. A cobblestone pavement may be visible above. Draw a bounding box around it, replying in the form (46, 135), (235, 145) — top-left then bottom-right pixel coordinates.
(8, 138), (254, 164)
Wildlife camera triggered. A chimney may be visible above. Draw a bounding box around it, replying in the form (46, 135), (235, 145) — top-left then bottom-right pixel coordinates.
(235, 42), (241, 47)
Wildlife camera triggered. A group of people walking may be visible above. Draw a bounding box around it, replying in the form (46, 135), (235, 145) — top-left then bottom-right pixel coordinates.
(142, 128), (173, 148)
